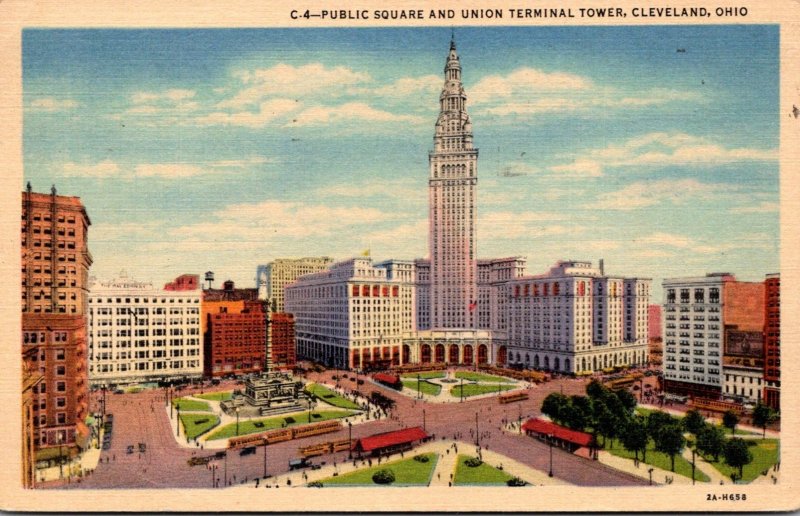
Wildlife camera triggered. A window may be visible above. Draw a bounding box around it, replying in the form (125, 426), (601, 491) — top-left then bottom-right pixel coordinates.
(56, 365), (65, 376)
(56, 381), (66, 392)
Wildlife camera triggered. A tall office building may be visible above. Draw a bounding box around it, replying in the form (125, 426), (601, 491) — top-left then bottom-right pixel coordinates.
(429, 38), (479, 329)
(763, 273), (780, 410)
(21, 184), (92, 462)
(87, 274), (203, 386)
(256, 257), (333, 311)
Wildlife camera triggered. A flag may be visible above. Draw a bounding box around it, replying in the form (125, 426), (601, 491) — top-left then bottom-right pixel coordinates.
(361, 249), (371, 257)
(469, 300), (477, 311)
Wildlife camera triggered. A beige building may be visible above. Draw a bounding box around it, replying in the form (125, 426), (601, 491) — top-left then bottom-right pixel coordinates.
(256, 257), (333, 312)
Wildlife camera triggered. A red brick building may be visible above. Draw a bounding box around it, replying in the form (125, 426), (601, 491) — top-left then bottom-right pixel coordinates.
(763, 273), (780, 410)
(164, 274), (199, 291)
(203, 282), (265, 377)
(269, 313), (296, 370)
(21, 184), (92, 462)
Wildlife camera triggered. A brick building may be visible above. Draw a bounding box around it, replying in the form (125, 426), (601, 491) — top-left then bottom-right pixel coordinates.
(763, 273), (780, 410)
(164, 274), (200, 291)
(22, 348), (43, 488)
(21, 184), (92, 463)
(202, 281), (266, 377)
(268, 313), (296, 371)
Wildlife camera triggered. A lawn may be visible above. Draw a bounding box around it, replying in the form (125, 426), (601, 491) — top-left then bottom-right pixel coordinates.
(195, 391), (232, 402)
(402, 379), (442, 396)
(206, 410), (359, 440)
(455, 372), (514, 383)
(707, 438), (779, 483)
(320, 453), (438, 486)
(400, 371), (446, 380)
(172, 398), (211, 412)
(450, 383), (515, 398)
(180, 413), (220, 440)
(721, 426), (760, 437)
(305, 384), (362, 410)
(603, 440), (710, 483)
(453, 455), (517, 485)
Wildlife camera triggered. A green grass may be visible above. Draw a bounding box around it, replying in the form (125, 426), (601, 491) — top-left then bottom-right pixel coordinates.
(453, 455), (517, 485)
(320, 453), (438, 486)
(450, 383), (515, 398)
(305, 384), (362, 410)
(180, 413), (220, 440)
(195, 391), (232, 402)
(455, 372), (514, 383)
(402, 379), (442, 396)
(400, 371), (446, 380)
(173, 398), (211, 412)
(603, 439), (710, 483)
(707, 439), (779, 483)
(206, 410), (359, 440)
(721, 426), (760, 436)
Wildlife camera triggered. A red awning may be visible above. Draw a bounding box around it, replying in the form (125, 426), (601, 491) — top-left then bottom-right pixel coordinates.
(373, 373), (400, 385)
(522, 418), (593, 447)
(353, 426), (428, 452)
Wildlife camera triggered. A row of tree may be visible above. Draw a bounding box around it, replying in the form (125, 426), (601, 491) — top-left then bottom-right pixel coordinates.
(541, 381), (777, 478)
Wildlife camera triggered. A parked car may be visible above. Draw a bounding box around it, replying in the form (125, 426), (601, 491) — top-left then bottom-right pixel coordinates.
(239, 446), (256, 457)
(138, 443), (146, 453)
(126, 445), (134, 454)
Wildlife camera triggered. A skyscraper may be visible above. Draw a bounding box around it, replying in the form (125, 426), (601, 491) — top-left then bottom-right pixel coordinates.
(429, 38), (478, 330)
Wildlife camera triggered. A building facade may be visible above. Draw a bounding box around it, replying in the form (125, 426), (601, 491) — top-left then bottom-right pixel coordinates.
(662, 273), (765, 399)
(256, 257), (333, 311)
(505, 261), (650, 374)
(87, 275), (203, 386)
(21, 184), (92, 459)
(285, 258), (416, 369)
(428, 39), (479, 330)
(763, 273), (780, 410)
(22, 348), (43, 488)
(268, 312), (296, 371)
(164, 274), (199, 291)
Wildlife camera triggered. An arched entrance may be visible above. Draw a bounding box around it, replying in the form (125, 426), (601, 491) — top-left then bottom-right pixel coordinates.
(544, 356), (550, 370)
(554, 357), (561, 371)
(449, 344), (460, 363)
(402, 345), (410, 364)
(497, 345), (507, 366)
(533, 355), (540, 368)
(421, 344), (432, 363)
(435, 344), (445, 363)
(565, 358), (571, 373)
(352, 350), (360, 369)
(477, 344), (488, 364)
(463, 345), (474, 365)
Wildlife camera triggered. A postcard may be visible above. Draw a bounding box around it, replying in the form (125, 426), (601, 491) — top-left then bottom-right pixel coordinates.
(2, 0), (798, 512)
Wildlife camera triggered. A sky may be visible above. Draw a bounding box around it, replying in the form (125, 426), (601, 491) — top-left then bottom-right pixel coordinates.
(22, 26), (779, 300)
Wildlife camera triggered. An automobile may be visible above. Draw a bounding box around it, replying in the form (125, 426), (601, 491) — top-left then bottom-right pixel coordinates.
(114, 389), (124, 395)
(105, 413), (114, 421)
(288, 458), (312, 470)
(211, 379), (221, 386)
(126, 445), (134, 454)
(239, 446), (256, 457)
(310, 464), (321, 470)
(102, 442), (111, 451)
(139, 443), (146, 453)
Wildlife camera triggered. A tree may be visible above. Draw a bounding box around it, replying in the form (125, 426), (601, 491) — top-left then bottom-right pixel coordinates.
(722, 410), (739, 436)
(596, 406), (619, 449)
(682, 409), (706, 436)
(646, 410), (674, 439)
(723, 438), (753, 478)
(620, 417), (649, 462)
(616, 389), (638, 414)
(654, 424), (685, 472)
(562, 398), (590, 431)
(541, 393), (570, 424)
(696, 424), (725, 462)
(752, 403), (777, 439)
(586, 380), (610, 400)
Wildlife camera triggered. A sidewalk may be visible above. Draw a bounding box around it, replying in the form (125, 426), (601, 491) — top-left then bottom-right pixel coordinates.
(399, 370), (533, 404)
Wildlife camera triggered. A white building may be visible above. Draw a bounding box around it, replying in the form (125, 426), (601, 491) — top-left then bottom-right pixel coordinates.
(723, 365), (764, 404)
(255, 257), (333, 311)
(285, 258), (415, 369)
(87, 275), (202, 386)
(505, 261), (650, 374)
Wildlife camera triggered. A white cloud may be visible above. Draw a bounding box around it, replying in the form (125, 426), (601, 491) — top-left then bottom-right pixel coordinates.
(29, 97), (79, 112)
(288, 102), (424, 127)
(633, 231), (774, 255)
(470, 68), (592, 105)
(194, 98), (300, 128)
(359, 75), (441, 98)
(132, 89), (196, 104)
(62, 160), (120, 178)
(552, 132), (777, 178)
(221, 63), (371, 109)
(596, 179), (720, 210)
(134, 163), (204, 178)
(730, 201), (779, 214)
(479, 210), (584, 240)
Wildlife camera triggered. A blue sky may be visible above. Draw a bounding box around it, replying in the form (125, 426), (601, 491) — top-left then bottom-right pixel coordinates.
(23, 26), (779, 298)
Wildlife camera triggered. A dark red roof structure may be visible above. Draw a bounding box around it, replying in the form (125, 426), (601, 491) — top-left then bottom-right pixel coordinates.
(522, 418), (594, 448)
(373, 373), (401, 386)
(352, 426), (428, 453)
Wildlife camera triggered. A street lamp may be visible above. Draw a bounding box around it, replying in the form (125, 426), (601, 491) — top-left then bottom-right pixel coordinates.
(57, 432), (64, 479)
(548, 433), (554, 477)
(176, 403), (181, 437)
(648, 467), (654, 486)
(348, 421), (353, 460)
(417, 373), (421, 400)
(690, 442), (696, 485)
(475, 411), (479, 447)
(460, 378), (464, 403)
(235, 407), (240, 437)
(518, 403), (522, 435)
(263, 438), (268, 478)
(423, 409), (426, 432)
